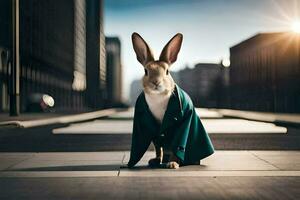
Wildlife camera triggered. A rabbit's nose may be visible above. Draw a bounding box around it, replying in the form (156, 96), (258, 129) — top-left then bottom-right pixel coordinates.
(152, 80), (161, 86)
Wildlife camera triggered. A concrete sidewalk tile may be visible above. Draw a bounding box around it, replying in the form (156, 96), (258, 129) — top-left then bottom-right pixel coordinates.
(202, 119), (287, 134)
(0, 159), (25, 171)
(209, 151), (252, 155)
(251, 151), (300, 164)
(0, 109), (119, 128)
(0, 171), (118, 177)
(250, 151), (300, 156)
(108, 108), (224, 119)
(8, 160), (122, 171)
(270, 164), (300, 170)
(0, 153), (36, 158)
(119, 170), (300, 177)
(31, 152), (125, 161)
(124, 151), (278, 171)
(1, 151), (299, 174)
(1, 170), (299, 177)
(196, 108), (223, 118)
(250, 151), (300, 170)
(108, 109), (134, 119)
(53, 118), (287, 135)
(0, 153), (35, 171)
(201, 151), (278, 171)
(52, 120), (133, 134)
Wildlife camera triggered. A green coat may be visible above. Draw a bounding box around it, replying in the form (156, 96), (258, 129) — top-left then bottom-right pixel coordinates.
(128, 84), (214, 168)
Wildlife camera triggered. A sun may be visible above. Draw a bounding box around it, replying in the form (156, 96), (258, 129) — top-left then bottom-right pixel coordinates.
(291, 21), (300, 33)
(222, 58), (230, 67)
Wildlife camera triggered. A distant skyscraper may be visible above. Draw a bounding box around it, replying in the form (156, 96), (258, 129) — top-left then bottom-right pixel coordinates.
(73, 0), (87, 92)
(106, 37), (123, 106)
(86, 0), (106, 108)
(0, 0), (11, 111)
(177, 63), (223, 108)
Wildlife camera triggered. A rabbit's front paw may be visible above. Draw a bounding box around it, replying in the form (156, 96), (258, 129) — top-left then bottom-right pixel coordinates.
(166, 161), (179, 169)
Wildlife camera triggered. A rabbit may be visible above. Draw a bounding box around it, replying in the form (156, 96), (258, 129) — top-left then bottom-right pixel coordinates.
(131, 32), (183, 169)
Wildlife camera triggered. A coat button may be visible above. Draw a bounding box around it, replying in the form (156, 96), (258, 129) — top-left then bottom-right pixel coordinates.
(160, 133), (165, 137)
(174, 117), (178, 121)
(177, 146), (185, 152)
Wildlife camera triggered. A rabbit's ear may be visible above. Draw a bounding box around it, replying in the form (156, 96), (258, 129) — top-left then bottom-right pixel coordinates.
(132, 32), (155, 66)
(159, 33), (183, 65)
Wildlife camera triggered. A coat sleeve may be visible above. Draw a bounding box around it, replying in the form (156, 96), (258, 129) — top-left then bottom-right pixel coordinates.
(127, 104), (152, 168)
(185, 108), (215, 162)
(172, 96), (214, 164)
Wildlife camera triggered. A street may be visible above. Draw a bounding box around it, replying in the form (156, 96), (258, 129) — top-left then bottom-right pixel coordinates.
(0, 109), (300, 199)
(0, 109), (299, 152)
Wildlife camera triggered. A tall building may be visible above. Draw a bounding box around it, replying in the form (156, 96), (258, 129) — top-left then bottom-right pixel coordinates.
(19, 0), (76, 111)
(0, 47), (9, 112)
(86, 0), (106, 109)
(0, 0), (106, 112)
(0, 0), (11, 111)
(230, 32), (300, 113)
(218, 65), (230, 108)
(177, 63), (224, 108)
(105, 37), (123, 106)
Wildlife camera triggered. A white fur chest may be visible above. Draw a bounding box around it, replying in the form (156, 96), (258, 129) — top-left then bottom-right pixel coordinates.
(144, 92), (171, 124)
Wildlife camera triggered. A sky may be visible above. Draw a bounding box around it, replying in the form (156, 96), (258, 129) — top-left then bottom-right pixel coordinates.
(104, 0), (300, 101)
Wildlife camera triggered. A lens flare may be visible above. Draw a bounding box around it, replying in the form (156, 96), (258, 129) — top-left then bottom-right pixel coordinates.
(291, 21), (300, 33)
(222, 58), (230, 67)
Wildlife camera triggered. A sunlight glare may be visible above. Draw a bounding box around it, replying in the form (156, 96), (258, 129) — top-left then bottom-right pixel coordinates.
(222, 58), (230, 67)
(291, 21), (300, 33)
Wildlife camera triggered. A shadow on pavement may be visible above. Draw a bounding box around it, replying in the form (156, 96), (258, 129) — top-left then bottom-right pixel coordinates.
(10, 164), (121, 171)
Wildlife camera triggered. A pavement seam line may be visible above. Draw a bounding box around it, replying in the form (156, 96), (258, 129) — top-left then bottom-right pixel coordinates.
(118, 152), (126, 176)
(249, 151), (281, 170)
(4, 154), (36, 171)
(2, 170), (300, 177)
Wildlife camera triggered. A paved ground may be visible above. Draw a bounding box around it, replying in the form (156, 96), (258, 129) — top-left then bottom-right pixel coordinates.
(0, 108), (120, 128)
(1, 151), (300, 176)
(0, 151), (299, 200)
(0, 177), (299, 200)
(2, 125), (299, 151)
(52, 119), (287, 134)
(1, 109), (299, 151)
(1, 109), (300, 199)
(0, 112), (65, 122)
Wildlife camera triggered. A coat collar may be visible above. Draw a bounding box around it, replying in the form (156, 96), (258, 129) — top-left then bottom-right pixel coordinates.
(136, 84), (184, 133)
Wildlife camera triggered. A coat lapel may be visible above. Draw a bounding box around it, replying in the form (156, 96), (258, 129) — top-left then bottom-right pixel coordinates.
(160, 85), (183, 133)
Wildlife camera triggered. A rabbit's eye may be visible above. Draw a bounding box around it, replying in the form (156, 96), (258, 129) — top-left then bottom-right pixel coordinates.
(166, 70), (169, 75)
(144, 69), (148, 76)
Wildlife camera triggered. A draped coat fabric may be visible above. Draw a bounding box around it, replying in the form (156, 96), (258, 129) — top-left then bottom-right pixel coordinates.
(127, 85), (214, 168)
